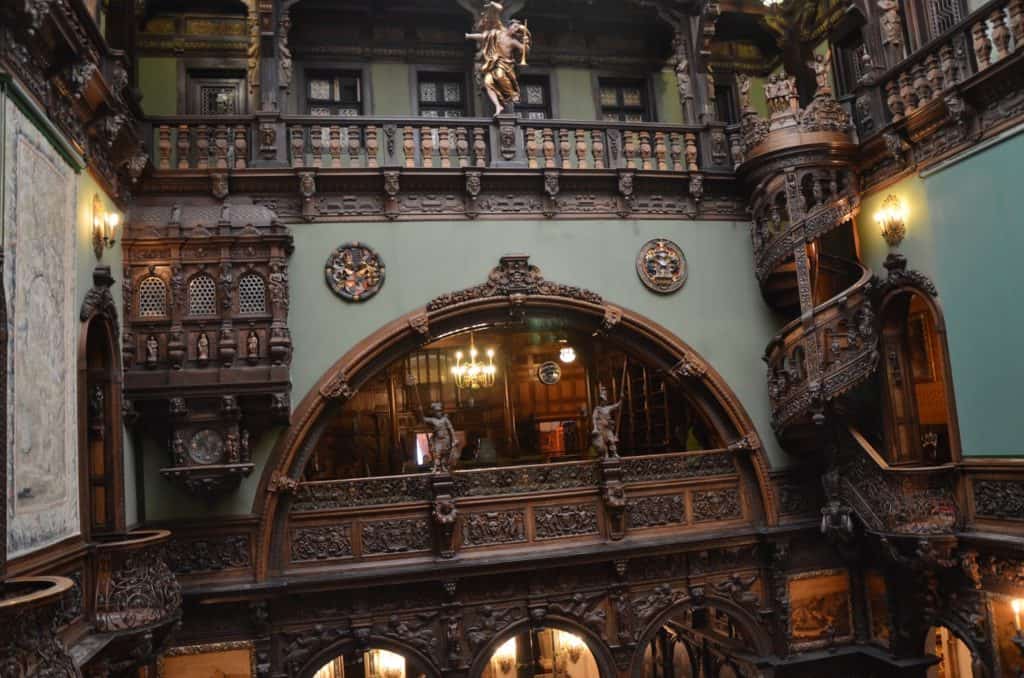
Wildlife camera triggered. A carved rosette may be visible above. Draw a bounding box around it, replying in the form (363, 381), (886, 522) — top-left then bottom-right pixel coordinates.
(93, 530), (182, 633)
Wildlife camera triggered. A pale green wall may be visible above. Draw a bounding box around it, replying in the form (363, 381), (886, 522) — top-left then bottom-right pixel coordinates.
(143, 218), (790, 519)
(746, 76), (769, 119)
(554, 67), (598, 120)
(654, 68), (684, 124)
(370, 63), (413, 116)
(137, 57), (178, 116)
(76, 173), (136, 527)
(858, 132), (1024, 457)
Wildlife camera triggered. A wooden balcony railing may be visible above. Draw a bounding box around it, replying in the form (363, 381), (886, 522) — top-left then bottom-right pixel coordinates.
(147, 115), (707, 174)
(92, 529), (181, 633)
(873, 0), (1022, 124)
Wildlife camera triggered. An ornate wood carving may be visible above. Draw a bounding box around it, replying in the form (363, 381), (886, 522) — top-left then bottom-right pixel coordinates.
(974, 479), (1024, 520)
(626, 495), (685, 528)
(290, 525), (354, 562)
(692, 487), (742, 522)
(621, 451), (735, 483)
(361, 518), (432, 554)
(533, 504), (600, 540)
(291, 475), (431, 511)
(453, 461), (601, 497)
(93, 531), (182, 633)
(164, 533), (252, 575)
(461, 510), (527, 547)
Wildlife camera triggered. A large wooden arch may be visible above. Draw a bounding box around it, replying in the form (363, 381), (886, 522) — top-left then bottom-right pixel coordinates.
(253, 255), (778, 579)
(466, 615), (618, 678)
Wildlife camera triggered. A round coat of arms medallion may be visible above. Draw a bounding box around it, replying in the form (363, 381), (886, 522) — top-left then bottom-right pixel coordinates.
(325, 242), (385, 301)
(636, 238), (687, 294)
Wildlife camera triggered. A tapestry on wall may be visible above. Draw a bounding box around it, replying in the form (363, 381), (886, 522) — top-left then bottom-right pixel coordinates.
(3, 96), (79, 558)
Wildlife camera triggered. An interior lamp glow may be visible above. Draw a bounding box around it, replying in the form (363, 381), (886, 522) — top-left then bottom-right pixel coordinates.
(493, 637), (517, 674)
(1013, 599), (1024, 630)
(375, 650), (406, 678)
(559, 631), (586, 663)
(875, 193), (908, 247)
(559, 346), (577, 363)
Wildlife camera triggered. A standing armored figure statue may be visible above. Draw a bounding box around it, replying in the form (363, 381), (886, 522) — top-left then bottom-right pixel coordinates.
(591, 384), (623, 459)
(422, 402), (457, 473)
(466, 2), (533, 117)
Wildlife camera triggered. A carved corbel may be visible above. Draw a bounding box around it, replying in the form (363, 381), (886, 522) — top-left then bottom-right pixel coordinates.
(268, 470), (299, 494)
(94, 112), (127, 150)
(123, 149), (149, 185)
(884, 131), (909, 166)
(601, 457), (626, 541)
(598, 305), (622, 334)
(320, 372), (356, 400)
(408, 313), (430, 341)
(542, 170), (560, 218)
(728, 434), (760, 453)
(298, 171), (318, 222)
(668, 355), (707, 381)
(383, 170), (400, 220)
(64, 61), (97, 99)
(617, 170), (635, 217)
(464, 169), (481, 219)
(689, 172), (704, 202)
(211, 172), (229, 200)
(432, 472), (458, 559)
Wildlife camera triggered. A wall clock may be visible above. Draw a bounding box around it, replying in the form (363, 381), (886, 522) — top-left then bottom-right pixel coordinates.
(189, 429), (224, 465)
(636, 238), (687, 294)
(537, 361), (562, 385)
(325, 242), (385, 302)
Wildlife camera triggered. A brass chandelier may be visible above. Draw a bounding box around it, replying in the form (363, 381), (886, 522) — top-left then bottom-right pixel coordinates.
(451, 333), (497, 390)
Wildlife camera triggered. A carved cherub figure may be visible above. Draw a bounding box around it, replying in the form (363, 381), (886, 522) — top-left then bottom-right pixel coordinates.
(466, 2), (533, 116)
(591, 383), (622, 459)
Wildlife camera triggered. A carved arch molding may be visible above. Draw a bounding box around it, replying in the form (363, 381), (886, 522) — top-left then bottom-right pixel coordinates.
(253, 254), (778, 579)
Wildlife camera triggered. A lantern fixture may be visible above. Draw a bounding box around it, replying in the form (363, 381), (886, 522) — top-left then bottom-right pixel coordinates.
(91, 194), (120, 260)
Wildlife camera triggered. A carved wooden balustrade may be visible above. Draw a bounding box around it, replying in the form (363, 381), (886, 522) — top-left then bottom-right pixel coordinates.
(864, 0), (1023, 129)
(92, 529), (182, 634)
(282, 450), (746, 572)
(147, 115), (707, 174)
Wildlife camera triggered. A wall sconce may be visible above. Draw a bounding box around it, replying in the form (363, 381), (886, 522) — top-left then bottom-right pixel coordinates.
(493, 637), (516, 674)
(92, 194), (120, 260)
(875, 193), (907, 248)
(559, 346), (576, 364)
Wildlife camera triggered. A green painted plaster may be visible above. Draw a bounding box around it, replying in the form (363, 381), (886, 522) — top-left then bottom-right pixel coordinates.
(142, 218), (791, 520)
(370, 63), (413, 116)
(654, 68), (684, 123)
(858, 132), (1024, 457)
(554, 67), (598, 120)
(137, 57), (179, 116)
(746, 76), (769, 119)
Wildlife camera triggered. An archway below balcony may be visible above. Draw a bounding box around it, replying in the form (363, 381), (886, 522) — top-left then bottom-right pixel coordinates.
(253, 255), (777, 578)
(300, 638), (442, 678)
(469, 618), (615, 678)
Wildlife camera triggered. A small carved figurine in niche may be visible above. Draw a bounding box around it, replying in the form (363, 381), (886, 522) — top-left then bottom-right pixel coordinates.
(278, 12), (293, 93)
(169, 202), (182, 225)
(421, 402), (456, 473)
(808, 50), (833, 97)
(89, 384), (104, 423)
(197, 332), (210, 363)
(219, 201), (231, 225)
(878, 0), (904, 49)
(172, 431), (187, 467)
(737, 74), (752, 112)
(466, 2), (533, 116)
(247, 330), (259, 363)
(591, 384), (622, 459)
(226, 430), (241, 464)
(170, 264), (186, 314)
(241, 429), (251, 463)
(145, 334), (159, 366)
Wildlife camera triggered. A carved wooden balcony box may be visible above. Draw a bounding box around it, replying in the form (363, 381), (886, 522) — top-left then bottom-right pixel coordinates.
(92, 529), (182, 634)
(0, 576), (80, 676)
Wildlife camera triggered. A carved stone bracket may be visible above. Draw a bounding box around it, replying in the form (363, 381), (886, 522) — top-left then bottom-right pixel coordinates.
(876, 253), (939, 297)
(667, 355), (707, 380)
(320, 372), (356, 401)
(601, 458), (626, 541)
(80, 265), (119, 335)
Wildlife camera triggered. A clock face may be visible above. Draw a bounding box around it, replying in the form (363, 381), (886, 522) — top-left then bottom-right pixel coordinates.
(537, 361), (562, 385)
(325, 242), (386, 302)
(189, 429), (224, 465)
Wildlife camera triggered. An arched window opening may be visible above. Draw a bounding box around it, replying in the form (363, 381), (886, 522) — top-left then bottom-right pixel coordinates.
(640, 607), (760, 678)
(188, 274), (218, 317)
(238, 273), (267, 315)
(304, 322), (724, 482)
(925, 626), (977, 678)
(312, 647), (431, 678)
(880, 292), (956, 465)
(137, 275), (167, 318)
(483, 628), (599, 678)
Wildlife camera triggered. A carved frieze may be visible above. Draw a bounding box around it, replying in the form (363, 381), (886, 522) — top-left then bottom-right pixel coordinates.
(290, 525), (354, 562)
(453, 461), (600, 497)
(974, 479), (1024, 520)
(621, 452), (735, 483)
(461, 510), (527, 547)
(291, 475), (432, 511)
(534, 503), (599, 540)
(627, 495), (685, 529)
(361, 518), (432, 554)
(692, 487), (742, 522)
(164, 534), (252, 575)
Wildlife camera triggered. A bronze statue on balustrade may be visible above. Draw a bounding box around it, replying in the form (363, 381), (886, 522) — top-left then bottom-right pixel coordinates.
(422, 402), (456, 473)
(591, 384), (623, 459)
(466, 2), (533, 117)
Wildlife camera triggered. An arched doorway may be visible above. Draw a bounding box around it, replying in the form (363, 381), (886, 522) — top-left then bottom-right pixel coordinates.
(311, 647), (434, 678)
(878, 273), (960, 466)
(632, 597), (773, 678)
(254, 255), (777, 578)
(79, 266), (125, 536)
(480, 627), (601, 678)
(300, 639), (440, 678)
(925, 626), (980, 678)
